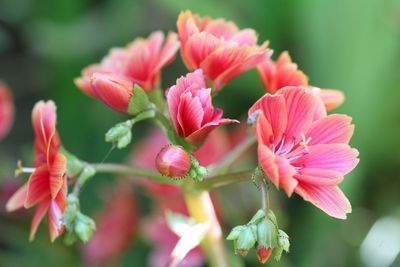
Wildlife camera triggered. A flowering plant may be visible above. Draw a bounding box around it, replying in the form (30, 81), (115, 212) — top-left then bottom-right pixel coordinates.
(2, 10), (359, 267)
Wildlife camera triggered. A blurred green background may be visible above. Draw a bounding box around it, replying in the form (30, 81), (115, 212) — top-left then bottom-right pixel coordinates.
(1, 0), (400, 266)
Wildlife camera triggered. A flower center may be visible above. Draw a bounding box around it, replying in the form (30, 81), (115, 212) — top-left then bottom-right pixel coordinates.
(271, 133), (311, 164)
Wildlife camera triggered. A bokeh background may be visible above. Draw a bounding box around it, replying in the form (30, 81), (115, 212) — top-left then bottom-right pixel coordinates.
(1, 0), (400, 266)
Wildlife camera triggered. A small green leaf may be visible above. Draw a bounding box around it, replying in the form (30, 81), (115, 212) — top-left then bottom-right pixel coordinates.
(127, 84), (151, 115)
(74, 212), (96, 243)
(227, 225), (246, 240)
(105, 120), (132, 143)
(272, 247), (284, 261)
(117, 130), (132, 149)
(249, 209), (266, 225)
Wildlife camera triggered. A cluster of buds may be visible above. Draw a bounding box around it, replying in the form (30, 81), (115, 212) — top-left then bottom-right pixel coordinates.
(227, 209), (289, 264)
(63, 194), (96, 244)
(155, 145), (207, 181)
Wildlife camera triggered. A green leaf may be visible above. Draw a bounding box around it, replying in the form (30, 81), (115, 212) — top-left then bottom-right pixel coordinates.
(278, 229), (290, 252)
(74, 212), (96, 243)
(127, 84), (151, 115)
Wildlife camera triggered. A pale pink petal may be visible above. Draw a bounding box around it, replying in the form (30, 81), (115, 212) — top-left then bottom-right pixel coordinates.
(295, 184), (351, 219)
(276, 155), (298, 196)
(49, 153), (67, 199)
(319, 89), (345, 111)
(307, 114), (354, 145)
(177, 11), (200, 55)
(6, 183), (28, 212)
(29, 198), (50, 241)
(275, 64), (308, 90)
(32, 101), (57, 155)
(91, 72), (133, 113)
(74, 65), (106, 98)
(185, 118), (238, 145)
(292, 144), (359, 175)
(48, 199), (64, 242)
(257, 58), (277, 93)
(177, 92), (204, 137)
(24, 166), (50, 208)
(295, 168), (343, 186)
(230, 29), (258, 46)
(203, 18), (238, 39)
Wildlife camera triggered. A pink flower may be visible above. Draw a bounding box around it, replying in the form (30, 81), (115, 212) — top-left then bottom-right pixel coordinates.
(0, 81), (14, 140)
(250, 87), (359, 219)
(74, 31), (179, 108)
(6, 101), (67, 241)
(177, 11), (270, 91)
(257, 51), (344, 111)
(156, 145), (192, 178)
(84, 181), (138, 265)
(166, 69), (238, 145)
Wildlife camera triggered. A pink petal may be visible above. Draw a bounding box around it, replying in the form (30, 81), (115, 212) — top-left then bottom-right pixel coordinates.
(255, 113), (274, 147)
(203, 18), (239, 40)
(307, 114), (354, 145)
(185, 118), (238, 145)
(29, 198), (50, 241)
(292, 144), (359, 175)
(177, 92), (204, 137)
(200, 42), (269, 91)
(278, 87), (318, 141)
(32, 101), (57, 155)
(319, 89), (345, 111)
(257, 57), (278, 93)
(0, 81), (14, 140)
(167, 70), (206, 134)
(295, 168), (343, 186)
(48, 199), (64, 242)
(49, 153), (67, 199)
(295, 184), (351, 219)
(74, 65), (105, 98)
(184, 32), (224, 69)
(257, 142), (297, 196)
(91, 72), (133, 113)
(257, 93), (288, 145)
(24, 166), (50, 208)
(275, 64), (308, 90)
(177, 11), (200, 57)
(6, 183), (28, 212)
(156, 32), (180, 71)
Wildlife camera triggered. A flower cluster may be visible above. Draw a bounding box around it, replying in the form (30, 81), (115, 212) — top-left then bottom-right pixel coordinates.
(4, 9), (359, 267)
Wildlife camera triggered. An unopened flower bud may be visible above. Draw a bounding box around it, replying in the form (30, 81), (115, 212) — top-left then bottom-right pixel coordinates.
(236, 225), (257, 256)
(257, 245), (272, 264)
(156, 145), (191, 178)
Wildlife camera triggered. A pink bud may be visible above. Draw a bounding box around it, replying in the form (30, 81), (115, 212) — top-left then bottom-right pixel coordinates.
(257, 246), (272, 264)
(155, 145), (191, 178)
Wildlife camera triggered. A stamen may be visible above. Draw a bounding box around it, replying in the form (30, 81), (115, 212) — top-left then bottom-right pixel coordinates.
(15, 160), (36, 177)
(299, 133), (311, 152)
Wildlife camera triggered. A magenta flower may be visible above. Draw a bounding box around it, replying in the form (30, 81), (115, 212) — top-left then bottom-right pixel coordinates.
(250, 87), (359, 219)
(166, 69), (238, 145)
(75, 31), (179, 105)
(177, 11), (270, 91)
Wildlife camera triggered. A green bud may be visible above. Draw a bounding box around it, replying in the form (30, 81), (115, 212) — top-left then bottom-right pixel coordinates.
(236, 226), (256, 256)
(257, 218), (278, 249)
(74, 212), (96, 243)
(63, 231), (78, 246)
(63, 194), (80, 230)
(117, 130), (132, 149)
(227, 225), (246, 240)
(272, 247), (284, 261)
(105, 120), (132, 143)
(277, 230), (290, 252)
(249, 209), (266, 225)
(267, 210), (278, 227)
(197, 166), (207, 178)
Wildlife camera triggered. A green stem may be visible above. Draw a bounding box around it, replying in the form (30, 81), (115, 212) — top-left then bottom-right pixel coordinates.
(89, 163), (179, 185)
(183, 191), (230, 267)
(193, 170), (253, 191)
(208, 133), (257, 175)
(259, 175), (270, 211)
